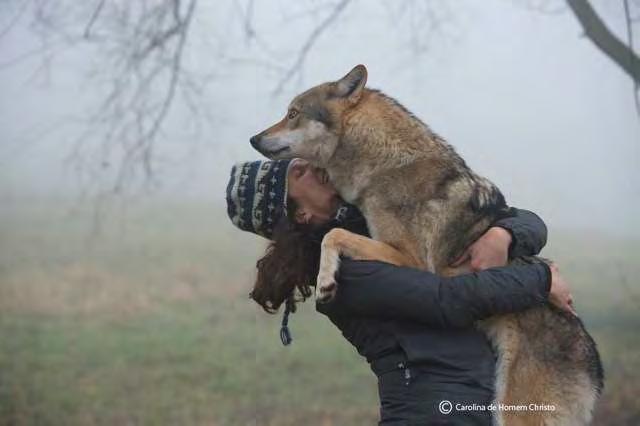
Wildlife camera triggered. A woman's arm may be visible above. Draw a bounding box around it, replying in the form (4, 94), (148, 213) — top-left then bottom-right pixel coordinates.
(316, 258), (554, 329)
(452, 207), (548, 271)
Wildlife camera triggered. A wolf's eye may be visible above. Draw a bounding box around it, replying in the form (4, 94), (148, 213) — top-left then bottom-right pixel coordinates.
(287, 109), (298, 120)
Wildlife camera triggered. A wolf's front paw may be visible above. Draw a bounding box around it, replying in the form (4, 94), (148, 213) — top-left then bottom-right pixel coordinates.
(316, 275), (337, 304)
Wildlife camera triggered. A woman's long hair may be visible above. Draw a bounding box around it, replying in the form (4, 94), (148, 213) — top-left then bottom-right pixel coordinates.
(250, 200), (326, 314)
(251, 199), (367, 314)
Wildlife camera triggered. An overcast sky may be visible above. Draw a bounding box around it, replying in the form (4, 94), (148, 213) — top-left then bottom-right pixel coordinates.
(0, 0), (638, 237)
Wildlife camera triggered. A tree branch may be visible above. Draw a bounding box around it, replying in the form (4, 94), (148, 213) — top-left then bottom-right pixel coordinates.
(566, 0), (640, 84)
(0, 0), (29, 40)
(83, 0), (107, 39)
(272, 0), (352, 95)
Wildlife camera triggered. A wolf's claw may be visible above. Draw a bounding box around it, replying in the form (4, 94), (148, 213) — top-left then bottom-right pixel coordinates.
(316, 280), (337, 303)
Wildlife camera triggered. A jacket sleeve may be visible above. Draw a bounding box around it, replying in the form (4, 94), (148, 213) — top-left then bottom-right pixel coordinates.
(316, 259), (551, 329)
(493, 208), (548, 258)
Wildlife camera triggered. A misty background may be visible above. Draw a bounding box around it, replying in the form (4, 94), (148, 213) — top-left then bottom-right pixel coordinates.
(1, 0), (638, 234)
(1, 0), (639, 425)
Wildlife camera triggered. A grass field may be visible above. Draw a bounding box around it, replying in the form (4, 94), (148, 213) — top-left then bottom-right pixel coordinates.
(1, 199), (639, 425)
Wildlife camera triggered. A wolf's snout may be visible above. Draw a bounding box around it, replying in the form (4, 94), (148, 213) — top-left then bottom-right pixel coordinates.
(249, 134), (261, 149)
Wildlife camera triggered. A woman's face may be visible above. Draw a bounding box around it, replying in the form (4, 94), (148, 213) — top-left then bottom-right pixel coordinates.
(287, 159), (340, 226)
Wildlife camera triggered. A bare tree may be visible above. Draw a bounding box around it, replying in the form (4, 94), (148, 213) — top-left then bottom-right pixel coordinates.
(2, 0), (206, 195)
(71, 0), (198, 193)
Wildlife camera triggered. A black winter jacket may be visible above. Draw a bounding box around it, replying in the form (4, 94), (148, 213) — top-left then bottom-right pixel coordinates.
(315, 208), (550, 397)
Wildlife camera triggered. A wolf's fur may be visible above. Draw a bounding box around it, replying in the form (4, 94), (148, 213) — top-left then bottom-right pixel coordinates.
(251, 65), (603, 425)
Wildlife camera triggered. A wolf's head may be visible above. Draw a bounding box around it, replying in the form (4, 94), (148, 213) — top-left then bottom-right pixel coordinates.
(250, 65), (368, 166)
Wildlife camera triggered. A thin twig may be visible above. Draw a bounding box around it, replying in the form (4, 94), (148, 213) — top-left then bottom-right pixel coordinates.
(272, 0), (352, 95)
(84, 0), (107, 39)
(0, 0), (29, 40)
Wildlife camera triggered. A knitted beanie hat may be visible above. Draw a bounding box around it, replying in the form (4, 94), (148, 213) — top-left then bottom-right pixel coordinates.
(226, 159), (294, 239)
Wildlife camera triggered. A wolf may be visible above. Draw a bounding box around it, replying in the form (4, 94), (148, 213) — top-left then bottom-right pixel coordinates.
(250, 65), (603, 425)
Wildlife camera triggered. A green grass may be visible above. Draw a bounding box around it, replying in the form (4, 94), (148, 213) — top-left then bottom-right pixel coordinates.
(0, 199), (379, 425)
(0, 199), (639, 425)
(0, 304), (377, 425)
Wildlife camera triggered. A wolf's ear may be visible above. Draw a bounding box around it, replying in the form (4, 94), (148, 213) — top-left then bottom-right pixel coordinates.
(333, 64), (367, 104)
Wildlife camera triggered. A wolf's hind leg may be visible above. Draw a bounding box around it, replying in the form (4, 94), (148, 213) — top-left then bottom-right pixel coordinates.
(316, 228), (415, 302)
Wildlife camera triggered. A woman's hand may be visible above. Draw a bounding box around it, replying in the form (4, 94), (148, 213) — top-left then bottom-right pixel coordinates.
(451, 226), (512, 271)
(548, 263), (577, 316)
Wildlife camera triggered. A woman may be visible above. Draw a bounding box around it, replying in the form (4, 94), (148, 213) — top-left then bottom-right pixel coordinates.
(226, 158), (573, 425)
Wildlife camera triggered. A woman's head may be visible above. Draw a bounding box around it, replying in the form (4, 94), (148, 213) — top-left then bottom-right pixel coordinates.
(226, 159), (340, 239)
(226, 158), (341, 313)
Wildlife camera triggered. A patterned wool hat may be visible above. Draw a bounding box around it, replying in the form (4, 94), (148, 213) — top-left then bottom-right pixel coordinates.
(226, 159), (294, 239)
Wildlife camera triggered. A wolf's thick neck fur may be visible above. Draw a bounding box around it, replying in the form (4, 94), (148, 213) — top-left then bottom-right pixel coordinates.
(326, 89), (506, 271)
(328, 89), (469, 200)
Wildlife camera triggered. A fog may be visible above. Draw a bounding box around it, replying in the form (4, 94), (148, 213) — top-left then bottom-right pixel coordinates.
(1, 2), (639, 423)
(1, 0), (638, 237)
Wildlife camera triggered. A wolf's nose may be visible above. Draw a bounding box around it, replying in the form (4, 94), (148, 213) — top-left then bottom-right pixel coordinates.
(250, 135), (260, 148)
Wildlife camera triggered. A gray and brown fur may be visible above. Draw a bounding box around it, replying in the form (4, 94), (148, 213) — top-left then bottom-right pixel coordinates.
(251, 65), (603, 425)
